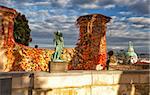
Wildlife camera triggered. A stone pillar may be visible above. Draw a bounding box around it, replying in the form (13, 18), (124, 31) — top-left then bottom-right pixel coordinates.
(0, 7), (16, 47)
(70, 14), (111, 70)
(0, 6), (17, 71)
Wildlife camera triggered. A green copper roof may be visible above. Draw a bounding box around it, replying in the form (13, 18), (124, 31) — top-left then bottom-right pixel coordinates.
(126, 52), (137, 57)
(126, 41), (138, 57)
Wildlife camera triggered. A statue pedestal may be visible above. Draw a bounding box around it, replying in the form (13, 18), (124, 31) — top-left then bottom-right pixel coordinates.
(49, 61), (68, 73)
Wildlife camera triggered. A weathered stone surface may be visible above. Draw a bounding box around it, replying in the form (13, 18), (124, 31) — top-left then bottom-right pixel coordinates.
(12, 88), (28, 95)
(0, 70), (149, 95)
(34, 72), (92, 88)
(50, 62), (68, 72)
(118, 74), (140, 83)
(12, 77), (22, 88)
(92, 85), (119, 95)
(118, 84), (150, 95)
(0, 77), (12, 95)
(92, 73), (114, 84)
(33, 87), (91, 95)
(12, 76), (30, 88)
(139, 74), (149, 83)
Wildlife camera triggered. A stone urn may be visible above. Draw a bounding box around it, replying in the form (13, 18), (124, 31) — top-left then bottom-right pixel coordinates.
(48, 61), (68, 73)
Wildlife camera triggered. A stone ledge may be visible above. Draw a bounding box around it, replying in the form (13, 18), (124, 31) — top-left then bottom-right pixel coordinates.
(0, 71), (32, 77)
(33, 70), (149, 88)
(12, 76), (31, 88)
(0, 70), (149, 89)
(34, 73), (92, 88)
(91, 70), (149, 74)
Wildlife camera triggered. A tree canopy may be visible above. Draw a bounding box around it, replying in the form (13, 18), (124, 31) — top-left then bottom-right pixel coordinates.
(13, 13), (32, 46)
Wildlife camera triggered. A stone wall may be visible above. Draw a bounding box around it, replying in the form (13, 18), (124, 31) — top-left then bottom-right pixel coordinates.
(33, 70), (149, 95)
(0, 70), (149, 95)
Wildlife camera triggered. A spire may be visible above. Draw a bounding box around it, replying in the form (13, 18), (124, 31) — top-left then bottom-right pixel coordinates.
(128, 41), (134, 52)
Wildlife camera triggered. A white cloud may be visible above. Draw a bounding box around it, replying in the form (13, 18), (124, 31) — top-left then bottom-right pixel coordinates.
(110, 46), (126, 50)
(80, 3), (101, 9)
(0, 0), (15, 7)
(128, 17), (150, 24)
(108, 16), (128, 31)
(29, 23), (43, 31)
(49, 15), (67, 22)
(107, 16), (149, 39)
(111, 0), (149, 15)
(114, 0), (140, 5)
(56, 0), (70, 7)
(23, 2), (50, 6)
(108, 29), (149, 39)
(119, 11), (132, 15)
(131, 24), (145, 28)
(26, 10), (50, 22)
(28, 13), (78, 35)
(104, 4), (116, 9)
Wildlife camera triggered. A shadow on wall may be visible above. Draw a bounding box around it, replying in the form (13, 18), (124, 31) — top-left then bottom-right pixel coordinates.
(29, 73), (53, 95)
(31, 73), (54, 95)
(117, 71), (149, 95)
(30, 71), (150, 95)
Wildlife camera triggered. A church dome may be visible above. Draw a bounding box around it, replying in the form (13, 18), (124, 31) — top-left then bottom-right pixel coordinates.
(126, 51), (137, 57)
(125, 41), (138, 64)
(126, 41), (137, 57)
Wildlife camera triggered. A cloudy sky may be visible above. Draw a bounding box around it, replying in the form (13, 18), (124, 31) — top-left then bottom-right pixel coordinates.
(0, 0), (149, 53)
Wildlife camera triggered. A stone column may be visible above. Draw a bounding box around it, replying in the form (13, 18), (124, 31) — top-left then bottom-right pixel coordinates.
(70, 14), (111, 70)
(0, 6), (17, 71)
(0, 6), (16, 47)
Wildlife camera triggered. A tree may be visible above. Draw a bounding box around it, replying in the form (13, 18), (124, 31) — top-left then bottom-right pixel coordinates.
(13, 13), (32, 46)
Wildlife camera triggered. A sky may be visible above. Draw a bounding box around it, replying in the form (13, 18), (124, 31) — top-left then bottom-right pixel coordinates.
(0, 0), (149, 53)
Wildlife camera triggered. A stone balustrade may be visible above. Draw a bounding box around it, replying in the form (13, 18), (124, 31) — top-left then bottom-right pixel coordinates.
(0, 70), (149, 95)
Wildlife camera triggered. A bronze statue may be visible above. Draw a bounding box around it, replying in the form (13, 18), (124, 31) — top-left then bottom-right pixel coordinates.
(51, 31), (64, 62)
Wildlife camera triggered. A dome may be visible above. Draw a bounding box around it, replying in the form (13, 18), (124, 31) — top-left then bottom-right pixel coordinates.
(125, 41), (138, 64)
(126, 52), (137, 57)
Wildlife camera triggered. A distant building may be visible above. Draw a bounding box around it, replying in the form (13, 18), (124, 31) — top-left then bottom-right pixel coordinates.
(125, 41), (138, 64)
